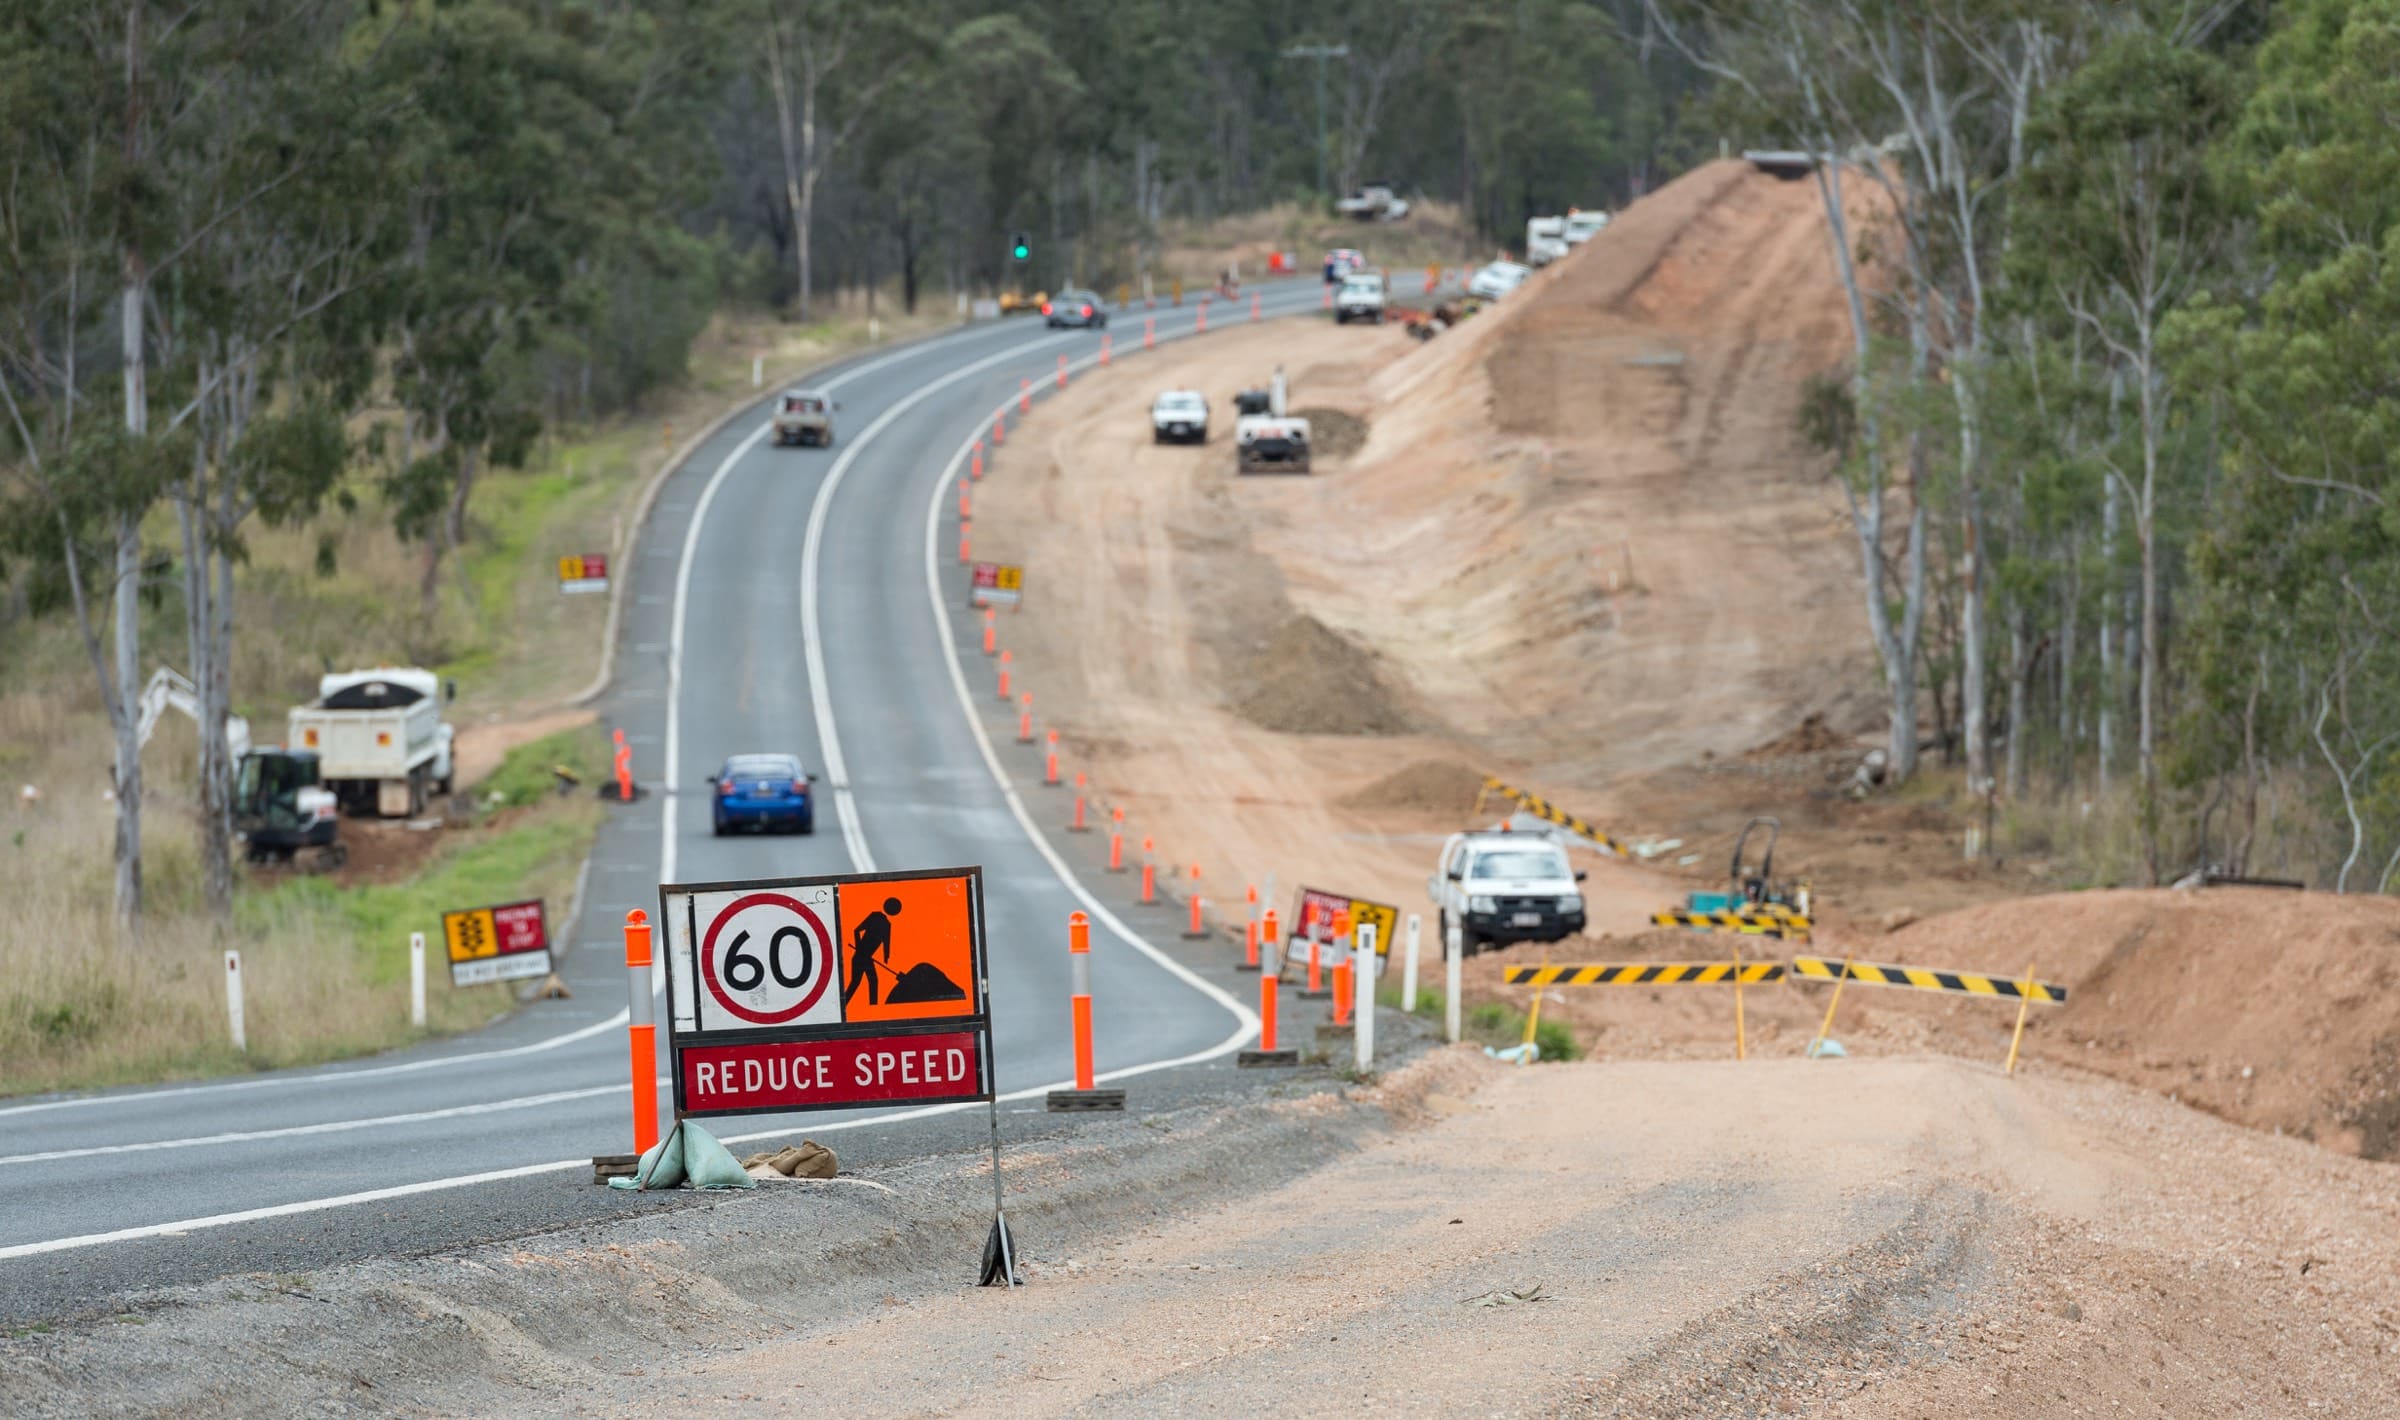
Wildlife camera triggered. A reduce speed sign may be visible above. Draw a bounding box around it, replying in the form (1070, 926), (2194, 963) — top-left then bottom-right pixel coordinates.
(688, 885), (841, 1031)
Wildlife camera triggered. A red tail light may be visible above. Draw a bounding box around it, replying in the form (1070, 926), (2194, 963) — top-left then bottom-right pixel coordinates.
(1081, 304), (1092, 317)
(1041, 302), (1053, 315)
(718, 780), (735, 797)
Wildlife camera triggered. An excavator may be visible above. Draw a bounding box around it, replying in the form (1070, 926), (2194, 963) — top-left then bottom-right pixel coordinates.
(134, 668), (344, 870)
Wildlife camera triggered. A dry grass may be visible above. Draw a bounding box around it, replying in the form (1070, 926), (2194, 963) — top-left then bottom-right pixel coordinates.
(0, 305), (934, 1095)
(1154, 198), (1487, 284)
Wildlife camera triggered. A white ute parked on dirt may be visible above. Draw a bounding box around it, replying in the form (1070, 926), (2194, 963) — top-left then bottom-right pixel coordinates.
(1429, 829), (1588, 955)
(1333, 271), (1388, 324)
(1151, 388), (1209, 444)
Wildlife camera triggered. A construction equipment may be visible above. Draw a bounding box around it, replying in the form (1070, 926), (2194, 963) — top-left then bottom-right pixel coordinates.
(232, 748), (344, 870)
(1656, 817), (1812, 940)
(133, 667), (251, 763)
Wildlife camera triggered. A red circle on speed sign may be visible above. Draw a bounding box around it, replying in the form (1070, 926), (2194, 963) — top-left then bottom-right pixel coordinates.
(699, 892), (834, 1024)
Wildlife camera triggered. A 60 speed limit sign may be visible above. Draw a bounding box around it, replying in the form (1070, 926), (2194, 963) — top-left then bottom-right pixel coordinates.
(681, 884), (842, 1032)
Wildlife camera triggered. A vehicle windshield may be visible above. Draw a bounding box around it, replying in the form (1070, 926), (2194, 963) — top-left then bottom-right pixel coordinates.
(1470, 849), (1567, 880)
(1157, 393), (1204, 410)
(783, 395), (822, 413)
(725, 755), (800, 779)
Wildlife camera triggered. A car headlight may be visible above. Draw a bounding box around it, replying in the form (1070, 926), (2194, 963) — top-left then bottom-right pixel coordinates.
(1560, 894), (1584, 915)
(1469, 895), (1497, 914)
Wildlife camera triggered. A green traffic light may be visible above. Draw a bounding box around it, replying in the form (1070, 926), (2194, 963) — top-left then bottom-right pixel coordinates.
(1012, 242), (1030, 260)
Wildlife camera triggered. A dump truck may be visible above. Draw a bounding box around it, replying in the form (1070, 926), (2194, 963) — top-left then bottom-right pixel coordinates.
(287, 667), (456, 817)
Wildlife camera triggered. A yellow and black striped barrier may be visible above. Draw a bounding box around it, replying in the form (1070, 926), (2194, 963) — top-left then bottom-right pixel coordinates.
(1791, 955), (2065, 1003)
(1795, 955), (2065, 1075)
(1651, 907), (1813, 941)
(1475, 777), (1628, 858)
(1505, 961), (1784, 986)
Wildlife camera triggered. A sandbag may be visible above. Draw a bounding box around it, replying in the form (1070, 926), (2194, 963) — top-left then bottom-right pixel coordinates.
(740, 1140), (838, 1180)
(606, 1119), (755, 1191)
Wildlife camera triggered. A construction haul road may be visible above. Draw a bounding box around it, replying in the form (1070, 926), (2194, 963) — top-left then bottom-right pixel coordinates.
(0, 284), (1337, 1324)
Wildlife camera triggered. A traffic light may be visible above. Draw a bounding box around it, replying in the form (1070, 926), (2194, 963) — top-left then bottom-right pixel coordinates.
(1010, 231), (1031, 262)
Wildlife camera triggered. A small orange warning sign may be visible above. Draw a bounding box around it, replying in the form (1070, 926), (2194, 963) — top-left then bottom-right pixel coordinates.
(836, 873), (978, 1023)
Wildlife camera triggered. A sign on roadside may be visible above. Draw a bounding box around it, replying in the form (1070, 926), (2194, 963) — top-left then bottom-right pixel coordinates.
(557, 553), (610, 595)
(443, 898), (552, 987)
(659, 867), (992, 1118)
(1284, 886), (1400, 973)
(969, 561), (1024, 608)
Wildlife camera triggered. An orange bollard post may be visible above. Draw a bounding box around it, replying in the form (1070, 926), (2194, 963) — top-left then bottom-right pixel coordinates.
(994, 411), (1006, 445)
(1183, 863), (1206, 939)
(1044, 912), (1125, 1110)
(1332, 957), (1353, 1027)
(1251, 292), (1261, 322)
(622, 910), (659, 1156)
(958, 482), (971, 520)
(1017, 692), (1033, 744)
(1044, 729), (1061, 785)
(1108, 807), (1126, 872)
(1100, 334), (1112, 366)
(1140, 837), (1156, 904)
(1322, 285), (1332, 310)
(1238, 908), (1294, 1066)
(613, 739), (633, 804)
(1144, 316), (1155, 350)
(997, 649), (1012, 701)
(972, 441), (985, 480)
(1241, 884), (1261, 971)
(1056, 354), (1068, 389)
(1070, 772), (1089, 831)
(958, 521), (971, 564)
(982, 608), (997, 656)
(1069, 912), (1095, 1088)
(1018, 378), (1030, 414)
(1197, 301), (1208, 333)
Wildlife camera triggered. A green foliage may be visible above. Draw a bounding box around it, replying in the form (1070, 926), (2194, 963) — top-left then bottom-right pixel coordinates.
(477, 727), (608, 811)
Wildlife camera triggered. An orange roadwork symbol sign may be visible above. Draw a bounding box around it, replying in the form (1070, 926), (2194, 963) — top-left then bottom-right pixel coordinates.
(836, 874), (977, 1023)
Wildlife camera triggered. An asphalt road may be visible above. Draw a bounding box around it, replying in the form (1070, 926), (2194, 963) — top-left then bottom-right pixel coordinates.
(0, 279), (1365, 1325)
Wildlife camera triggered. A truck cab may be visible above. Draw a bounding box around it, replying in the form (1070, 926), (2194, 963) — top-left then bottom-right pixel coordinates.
(1429, 830), (1587, 955)
(1525, 216), (1569, 266)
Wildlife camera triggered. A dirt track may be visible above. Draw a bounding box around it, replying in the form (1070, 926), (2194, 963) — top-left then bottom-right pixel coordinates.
(531, 1052), (2399, 1417)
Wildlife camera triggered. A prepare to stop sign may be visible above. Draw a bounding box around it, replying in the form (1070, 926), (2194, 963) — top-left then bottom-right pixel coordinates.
(659, 867), (991, 1118)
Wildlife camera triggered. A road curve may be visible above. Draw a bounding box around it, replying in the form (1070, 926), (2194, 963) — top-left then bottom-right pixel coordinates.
(0, 281), (1341, 1323)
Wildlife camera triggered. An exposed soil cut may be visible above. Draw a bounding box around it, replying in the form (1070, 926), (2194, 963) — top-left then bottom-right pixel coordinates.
(1232, 614), (1415, 736)
(1289, 405), (1367, 459)
(1335, 757), (1490, 816)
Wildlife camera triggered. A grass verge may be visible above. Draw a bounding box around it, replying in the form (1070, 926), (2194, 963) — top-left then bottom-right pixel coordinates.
(1378, 984), (1581, 1061)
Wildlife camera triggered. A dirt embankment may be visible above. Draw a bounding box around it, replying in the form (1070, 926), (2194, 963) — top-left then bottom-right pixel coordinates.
(971, 158), (2400, 1168)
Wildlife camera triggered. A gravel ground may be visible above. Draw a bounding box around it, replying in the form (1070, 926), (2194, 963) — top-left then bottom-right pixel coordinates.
(5, 1045), (2393, 1416)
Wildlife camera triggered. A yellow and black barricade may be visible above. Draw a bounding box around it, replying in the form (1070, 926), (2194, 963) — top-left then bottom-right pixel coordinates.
(1793, 955), (2065, 1075)
(1504, 961), (1784, 986)
(1475, 777), (1628, 858)
(1651, 906), (1812, 941)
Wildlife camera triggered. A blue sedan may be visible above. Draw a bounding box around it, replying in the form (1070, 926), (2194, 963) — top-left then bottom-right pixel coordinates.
(709, 753), (816, 836)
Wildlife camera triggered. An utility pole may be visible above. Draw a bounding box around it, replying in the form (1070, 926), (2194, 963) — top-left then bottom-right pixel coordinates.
(1281, 43), (1350, 197)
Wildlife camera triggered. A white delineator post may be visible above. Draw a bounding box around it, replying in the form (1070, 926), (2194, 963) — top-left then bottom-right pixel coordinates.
(1355, 923), (1378, 1070)
(751, 354), (763, 388)
(1401, 912), (1422, 1014)
(1444, 920), (1463, 1044)
(224, 950), (247, 1053)
(409, 931), (427, 1028)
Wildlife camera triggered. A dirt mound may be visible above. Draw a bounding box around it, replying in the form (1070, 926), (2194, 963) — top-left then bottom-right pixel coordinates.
(1881, 888), (2400, 1157)
(1744, 712), (1852, 759)
(1336, 758), (1488, 817)
(1291, 407), (1367, 460)
(1234, 615), (1414, 736)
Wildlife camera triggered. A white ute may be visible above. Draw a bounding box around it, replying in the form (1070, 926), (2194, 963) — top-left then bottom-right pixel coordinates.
(1429, 829), (1588, 955)
(1151, 388), (1209, 444)
(286, 667), (456, 818)
(1333, 271), (1388, 324)
(1525, 215), (1569, 266)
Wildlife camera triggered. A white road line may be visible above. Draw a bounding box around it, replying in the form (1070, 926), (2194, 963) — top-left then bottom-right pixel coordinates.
(0, 291), (1314, 1259)
(0, 1083), (641, 1167)
(797, 334), (1080, 874)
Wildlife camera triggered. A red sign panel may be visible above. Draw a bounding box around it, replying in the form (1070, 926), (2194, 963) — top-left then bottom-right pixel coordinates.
(490, 899), (549, 956)
(677, 1030), (986, 1113)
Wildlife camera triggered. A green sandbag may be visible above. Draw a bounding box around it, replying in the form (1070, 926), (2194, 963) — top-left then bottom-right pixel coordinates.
(606, 1119), (756, 1191)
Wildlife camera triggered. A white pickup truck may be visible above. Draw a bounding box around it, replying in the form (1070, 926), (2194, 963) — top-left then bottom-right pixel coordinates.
(1333, 272), (1388, 324)
(1429, 829), (1588, 955)
(1151, 388), (1210, 444)
(287, 667), (456, 817)
(1525, 216), (1569, 266)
